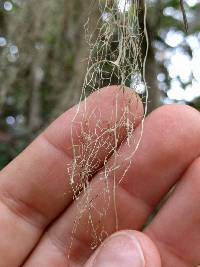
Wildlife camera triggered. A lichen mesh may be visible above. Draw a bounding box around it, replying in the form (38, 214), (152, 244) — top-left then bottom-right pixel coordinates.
(67, 0), (149, 257)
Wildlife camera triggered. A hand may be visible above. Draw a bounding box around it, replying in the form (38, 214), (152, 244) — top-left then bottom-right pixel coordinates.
(0, 86), (200, 267)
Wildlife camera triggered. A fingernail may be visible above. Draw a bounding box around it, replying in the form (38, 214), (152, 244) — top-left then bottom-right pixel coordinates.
(93, 232), (145, 267)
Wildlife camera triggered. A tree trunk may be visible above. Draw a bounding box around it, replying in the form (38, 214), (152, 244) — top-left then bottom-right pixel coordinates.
(51, 0), (99, 119)
(139, 0), (161, 113)
(145, 33), (161, 113)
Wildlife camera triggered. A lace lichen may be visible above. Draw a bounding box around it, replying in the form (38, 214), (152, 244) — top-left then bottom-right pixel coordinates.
(67, 0), (149, 258)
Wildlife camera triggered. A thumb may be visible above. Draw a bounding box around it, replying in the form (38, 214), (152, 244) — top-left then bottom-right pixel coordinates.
(84, 230), (161, 267)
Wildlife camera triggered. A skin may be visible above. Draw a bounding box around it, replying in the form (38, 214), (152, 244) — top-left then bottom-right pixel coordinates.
(0, 86), (200, 267)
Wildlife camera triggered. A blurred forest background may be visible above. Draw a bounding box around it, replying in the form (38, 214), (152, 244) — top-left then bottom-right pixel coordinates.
(0, 0), (200, 169)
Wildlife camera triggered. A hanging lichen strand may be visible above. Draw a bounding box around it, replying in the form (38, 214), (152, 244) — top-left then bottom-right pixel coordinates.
(67, 0), (148, 257)
(82, 0), (146, 95)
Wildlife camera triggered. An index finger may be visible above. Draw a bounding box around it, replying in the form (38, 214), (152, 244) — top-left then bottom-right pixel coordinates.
(0, 86), (143, 267)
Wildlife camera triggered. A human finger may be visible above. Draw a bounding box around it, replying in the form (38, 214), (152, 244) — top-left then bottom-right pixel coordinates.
(0, 86), (143, 267)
